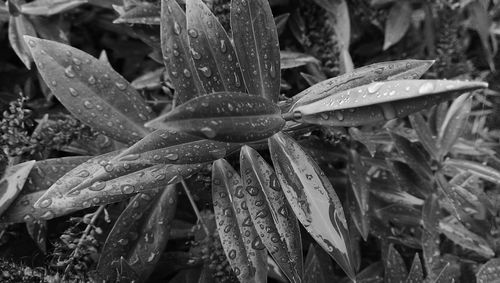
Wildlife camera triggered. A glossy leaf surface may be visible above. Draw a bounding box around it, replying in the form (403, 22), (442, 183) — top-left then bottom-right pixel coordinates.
(269, 132), (355, 279)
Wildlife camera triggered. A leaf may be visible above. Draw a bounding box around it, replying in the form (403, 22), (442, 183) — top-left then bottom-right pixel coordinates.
(436, 173), (479, 221)
(231, 0), (280, 102)
(269, 132), (355, 280)
(0, 160), (35, 217)
(390, 132), (432, 180)
(444, 159), (500, 185)
(97, 184), (177, 282)
(437, 93), (471, 158)
(9, 15), (37, 69)
(275, 13), (289, 35)
(409, 113), (439, 161)
(405, 254), (423, 283)
(476, 258), (500, 283)
(24, 36), (153, 144)
(439, 215), (495, 258)
(383, 1), (412, 50)
(347, 150), (370, 241)
(26, 220), (47, 253)
(161, 0), (205, 105)
(356, 261), (384, 283)
(284, 59), (435, 111)
(212, 159), (265, 283)
(385, 244), (408, 283)
(114, 2), (160, 25)
(186, 0), (247, 94)
(240, 146), (303, 282)
(131, 68), (164, 90)
(421, 230), (440, 281)
(20, 0), (87, 16)
(304, 244), (336, 283)
(280, 51), (320, 69)
(146, 92), (285, 142)
(387, 160), (431, 197)
(291, 80), (487, 127)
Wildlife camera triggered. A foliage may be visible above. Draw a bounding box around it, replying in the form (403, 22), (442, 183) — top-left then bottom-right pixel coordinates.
(1, 0), (500, 282)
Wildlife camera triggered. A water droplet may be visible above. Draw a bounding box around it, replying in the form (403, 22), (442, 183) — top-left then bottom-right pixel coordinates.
(121, 185), (135, 194)
(39, 199), (52, 208)
(23, 214), (34, 222)
(201, 127), (216, 138)
(166, 153), (179, 161)
(50, 80), (57, 87)
(41, 211), (54, 220)
(380, 103), (396, 120)
(64, 66), (76, 78)
(199, 67), (212, 77)
(335, 111), (344, 121)
(183, 69), (191, 78)
(115, 81), (127, 90)
(72, 57), (81, 65)
(88, 75), (96, 85)
(269, 63), (276, 78)
(320, 113), (329, 120)
(118, 238), (129, 245)
(28, 40), (36, 47)
(173, 22), (182, 35)
(246, 186), (259, 196)
(83, 101), (93, 109)
(69, 87), (79, 97)
(188, 28), (198, 38)
(418, 82), (434, 94)
(220, 40), (227, 53)
(367, 82), (384, 94)
(77, 170), (90, 178)
(190, 48), (202, 60)
(121, 154), (140, 161)
(228, 249), (237, 259)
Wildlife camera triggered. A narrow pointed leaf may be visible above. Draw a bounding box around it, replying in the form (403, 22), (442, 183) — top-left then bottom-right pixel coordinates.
(291, 80), (487, 127)
(283, 59), (435, 111)
(212, 160), (262, 283)
(476, 258), (500, 283)
(20, 0), (87, 16)
(231, 0), (280, 102)
(280, 51), (320, 69)
(304, 244), (336, 283)
(387, 160), (431, 197)
(275, 13), (290, 35)
(114, 2), (160, 25)
(269, 132), (355, 280)
(390, 132), (432, 180)
(444, 159), (500, 185)
(383, 1), (412, 50)
(161, 0), (205, 105)
(409, 113), (439, 161)
(356, 261), (384, 283)
(405, 254), (423, 283)
(385, 245), (408, 283)
(240, 146), (303, 282)
(26, 220), (47, 253)
(9, 15), (36, 69)
(24, 36), (153, 144)
(97, 185), (177, 281)
(437, 93), (471, 158)
(0, 160), (35, 217)
(347, 150), (370, 240)
(146, 92), (285, 142)
(187, 0), (246, 94)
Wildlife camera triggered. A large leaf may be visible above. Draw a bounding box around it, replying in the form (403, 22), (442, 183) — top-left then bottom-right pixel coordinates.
(283, 59), (435, 111)
(383, 1), (412, 50)
(24, 36), (153, 144)
(291, 80), (487, 127)
(231, 0), (280, 102)
(476, 258), (500, 283)
(186, 0), (247, 94)
(97, 185), (177, 282)
(212, 159), (266, 283)
(0, 161), (36, 217)
(146, 92), (285, 142)
(269, 132), (355, 280)
(240, 146), (303, 282)
(161, 0), (205, 105)
(20, 0), (87, 16)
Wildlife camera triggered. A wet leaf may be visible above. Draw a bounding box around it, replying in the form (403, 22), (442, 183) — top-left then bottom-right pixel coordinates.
(212, 159), (265, 283)
(280, 51), (320, 69)
(437, 93), (471, 158)
(383, 1), (412, 50)
(231, 0), (280, 102)
(9, 14), (36, 69)
(240, 146), (303, 282)
(161, 0), (205, 105)
(304, 244), (335, 283)
(269, 132), (355, 280)
(284, 59), (434, 111)
(20, 0), (87, 16)
(291, 80), (487, 127)
(356, 261), (384, 283)
(409, 113), (438, 161)
(422, 194), (441, 233)
(26, 220), (47, 253)
(146, 92), (285, 142)
(476, 258), (500, 283)
(114, 2), (160, 25)
(443, 159), (500, 185)
(24, 36), (153, 144)
(347, 150), (370, 241)
(385, 244), (408, 283)
(97, 184), (177, 282)
(390, 132), (432, 180)
(0, 160), (35, 217)
(405, 254), (423, 283)
(131, 68), (164, 90)
(187, 0), (246, 94)
(387, 160), (431, 197)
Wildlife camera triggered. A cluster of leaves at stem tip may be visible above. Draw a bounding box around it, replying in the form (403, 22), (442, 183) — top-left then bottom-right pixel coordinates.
(2, 0), (500, 282)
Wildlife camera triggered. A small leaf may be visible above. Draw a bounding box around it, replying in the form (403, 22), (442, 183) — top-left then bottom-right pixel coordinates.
(97, 185), (177, 282)
(212, 160), (264, 283)
(187, 0), (247, 94)
(0, 160), (35, 217)
(146, 92), (285, 142)
(9, 15), (36, 69)
(269, 132), (355, 280)
(275, 13), (290, 35)
(409, 113), (439, 161)
(476, 258), (500, 283)
(20, 0), (87, 16)
(240, 146), (303, 282)
(131, 68), (164, 90)
(444, 159), (500, 185)
(347, 150), (370, 240)
(114, 2), (160, 25)
(280, 51), (320, 69)
(390, 132), (432, 180)
(405, 254), (423, 283)
(231, 0), (280, 102)
(385, 244), (408, 283)
(24, 36), (153, 144)
(284, 59), (434, 111)
(291, 80), (487, 127)
(161, 0), (205, 105)
(26, 220), (47, 253)
(437, 93), (471, 158)
(383, 1), (412, 50)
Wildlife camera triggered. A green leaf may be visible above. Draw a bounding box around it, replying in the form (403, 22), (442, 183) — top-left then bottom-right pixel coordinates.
(437, 93), (471, 158)
(347, 150), (370, 241)
(9, 15), (36, 69)
(269, 132), (355, 280)
(383, 1), (412, 50)
(212, 159), (266, 283)
(186, 0), (247, 94)
(0, 160), (35, 217)
(97, 185), (177, 282)
(231, 0), (280, 102)
(409, 113), (439, 161)
(390, 132), (432, 180)
(476, 258), (500, 283)
(240, 146), (303, 282)
(443, 159), (500, 185)
(24, 36), (153, 144)
(405, 254), (423, 283)
(161, 0), (205, 105)
(291, 80), (487, 127)
(283, 59), (434, 111)
(146, 92), (285, 142)
(280, 51), (320, 69)
(20, 0), (87, 16)
(385, 244), (408, 283)
(114, 2), (160, 25)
